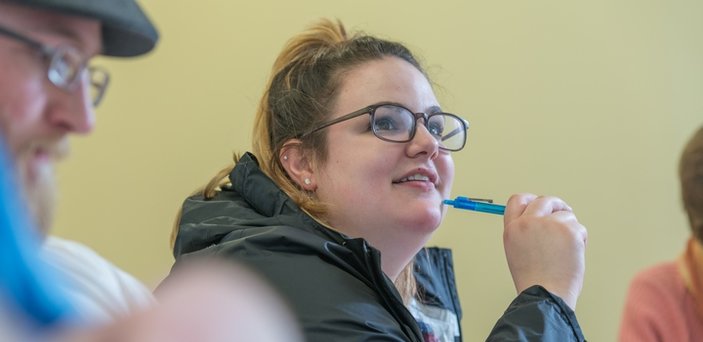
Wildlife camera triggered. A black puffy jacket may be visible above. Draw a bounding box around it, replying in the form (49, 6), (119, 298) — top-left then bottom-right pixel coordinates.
(169, 153), (586, 342)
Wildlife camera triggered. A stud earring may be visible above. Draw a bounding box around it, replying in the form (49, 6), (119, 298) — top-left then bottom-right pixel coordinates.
(304, 178), (311, 185)
(283, 155), (288, 160)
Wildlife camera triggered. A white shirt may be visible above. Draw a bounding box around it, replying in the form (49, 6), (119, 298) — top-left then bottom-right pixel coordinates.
(41, 236), (154, 325)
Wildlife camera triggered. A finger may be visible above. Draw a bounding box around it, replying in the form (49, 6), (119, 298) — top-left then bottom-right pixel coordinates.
(523, 195), (573, 217)
(550, 209), (578, 223)
(504, 193), (537, 224)
(549, 210), (588, 245)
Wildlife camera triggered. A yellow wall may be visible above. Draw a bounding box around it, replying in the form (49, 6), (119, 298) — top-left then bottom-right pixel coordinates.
(54, 0), (703, 340)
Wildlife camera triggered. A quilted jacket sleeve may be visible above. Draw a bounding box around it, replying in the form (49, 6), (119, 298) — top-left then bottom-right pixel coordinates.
(486, 286), (586, 342)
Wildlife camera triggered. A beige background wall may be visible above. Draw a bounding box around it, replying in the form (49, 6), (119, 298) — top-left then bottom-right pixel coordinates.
(54, 0), (702, 340)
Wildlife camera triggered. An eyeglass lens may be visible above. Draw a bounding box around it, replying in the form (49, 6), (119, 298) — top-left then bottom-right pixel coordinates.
(0, 25), (108, 107)
(88, 67), (109, 106)
(46, 46), (108, 107)
(47, 45), (81, 89)
(371, 105), (466, 151)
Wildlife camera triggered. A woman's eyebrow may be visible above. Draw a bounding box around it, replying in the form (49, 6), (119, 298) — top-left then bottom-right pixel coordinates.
(375, 102), (443, 114)
(426, 105), (443, 114)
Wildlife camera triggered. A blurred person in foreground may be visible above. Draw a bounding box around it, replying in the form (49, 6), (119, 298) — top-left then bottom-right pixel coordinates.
(0, 0), (301, 340)
(0, 0), (158, 323)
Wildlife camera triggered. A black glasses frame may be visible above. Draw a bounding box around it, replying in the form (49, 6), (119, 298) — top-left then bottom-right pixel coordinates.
(301, 102), (469, 151)
(0, 24), (110, 107)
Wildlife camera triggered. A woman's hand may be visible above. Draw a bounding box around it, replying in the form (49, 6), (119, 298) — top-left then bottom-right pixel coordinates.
(503, 193), (587, 310)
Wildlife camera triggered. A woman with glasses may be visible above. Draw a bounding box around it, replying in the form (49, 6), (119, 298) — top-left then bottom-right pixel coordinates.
(167, 19), (587, 341)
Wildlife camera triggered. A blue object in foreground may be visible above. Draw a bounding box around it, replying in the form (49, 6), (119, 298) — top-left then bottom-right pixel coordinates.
(0, 142), (76, 328)
(443, 196), (505, 215)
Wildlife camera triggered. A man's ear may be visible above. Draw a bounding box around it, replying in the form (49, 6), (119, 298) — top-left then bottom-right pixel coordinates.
(279, 140), (317, 191)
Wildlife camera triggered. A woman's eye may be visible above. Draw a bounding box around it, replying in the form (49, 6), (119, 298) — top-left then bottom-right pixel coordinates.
(375, 117), (398, 131)
(428, 122), (444, 137)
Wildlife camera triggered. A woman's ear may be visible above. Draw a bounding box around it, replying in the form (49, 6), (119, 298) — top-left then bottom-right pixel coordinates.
(280, 140), (317, 191)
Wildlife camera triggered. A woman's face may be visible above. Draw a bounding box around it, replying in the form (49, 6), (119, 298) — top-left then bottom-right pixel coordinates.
(312, 56), (455, 247)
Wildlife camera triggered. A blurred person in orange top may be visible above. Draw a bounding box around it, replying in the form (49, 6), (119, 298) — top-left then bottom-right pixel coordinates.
(619, 125), (703, 342)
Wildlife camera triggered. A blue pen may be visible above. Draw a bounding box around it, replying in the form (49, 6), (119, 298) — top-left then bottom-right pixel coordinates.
(443, 196), (505, 215)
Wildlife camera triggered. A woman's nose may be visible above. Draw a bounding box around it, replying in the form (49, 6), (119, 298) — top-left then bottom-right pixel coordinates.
(406, 119), (440, 159)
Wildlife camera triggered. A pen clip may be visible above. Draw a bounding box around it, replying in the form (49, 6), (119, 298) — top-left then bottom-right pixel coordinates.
(455, 196), (493, 204)
(467, 197), (493, 204)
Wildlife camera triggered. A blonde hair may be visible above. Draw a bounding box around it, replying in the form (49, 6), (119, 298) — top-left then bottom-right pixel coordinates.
(175, 18), (427, 302)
